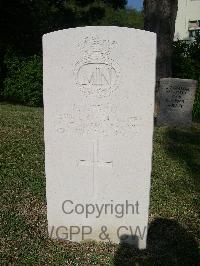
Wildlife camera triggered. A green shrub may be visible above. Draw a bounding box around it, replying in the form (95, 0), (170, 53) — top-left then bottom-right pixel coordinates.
(172, 37), (200, 121)
(4, 52), (42, 106)
(101, 8), (143, 28)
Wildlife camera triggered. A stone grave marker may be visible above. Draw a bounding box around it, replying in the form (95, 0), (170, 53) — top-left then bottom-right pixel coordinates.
(43, 26), (156, 249)
(157, 78), (197, 126)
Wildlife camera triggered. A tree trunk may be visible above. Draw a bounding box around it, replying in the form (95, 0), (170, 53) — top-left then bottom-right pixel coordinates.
(144, 0), (178, 80)
(144, 0), (178, 118)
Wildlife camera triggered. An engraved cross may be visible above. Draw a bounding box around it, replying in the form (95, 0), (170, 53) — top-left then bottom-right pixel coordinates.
(78, 140), (113, 193)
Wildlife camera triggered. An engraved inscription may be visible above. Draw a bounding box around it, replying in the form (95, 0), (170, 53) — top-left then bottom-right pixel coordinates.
(165, 86), (189, 109)
(55, 103), (141, 137)
(77, 63), (117, 87)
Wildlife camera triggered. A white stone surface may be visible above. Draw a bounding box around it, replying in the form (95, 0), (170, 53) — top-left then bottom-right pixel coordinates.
(43, 26), (156, 249)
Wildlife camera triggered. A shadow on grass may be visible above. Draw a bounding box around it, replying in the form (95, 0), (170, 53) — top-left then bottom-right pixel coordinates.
(164, 126), (200, 174)
(162, 126), (200, 209)
(113, 218), (199, 265)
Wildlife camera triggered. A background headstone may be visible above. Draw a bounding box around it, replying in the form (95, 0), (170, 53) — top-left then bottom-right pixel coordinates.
(157, 78), (197, 126)
(43, 26), (156, 249)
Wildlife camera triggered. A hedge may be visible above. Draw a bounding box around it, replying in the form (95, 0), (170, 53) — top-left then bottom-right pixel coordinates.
(4, 51), (42, 106)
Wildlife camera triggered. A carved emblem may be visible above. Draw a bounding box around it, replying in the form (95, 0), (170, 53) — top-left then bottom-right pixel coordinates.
(74, 36), (120, 97)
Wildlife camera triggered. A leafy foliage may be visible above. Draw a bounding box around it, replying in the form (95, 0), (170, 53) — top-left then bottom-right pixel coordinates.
(4, 52), (42, 106)
(101, 8), (143, 28)
(0, 0), (143, 106)
(172, 37), (200, 120)
(0, 0), (129, 54)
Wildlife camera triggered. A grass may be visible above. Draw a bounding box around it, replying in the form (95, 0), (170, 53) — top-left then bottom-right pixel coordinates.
(0, 103), (199, 265)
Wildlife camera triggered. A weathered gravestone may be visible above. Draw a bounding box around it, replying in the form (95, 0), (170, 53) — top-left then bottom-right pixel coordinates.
(43, 27), (156, 249)
(157, 78), (197, 126)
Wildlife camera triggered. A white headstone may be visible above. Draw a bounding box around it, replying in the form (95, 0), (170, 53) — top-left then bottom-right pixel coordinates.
(43, 27), (156, 249)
